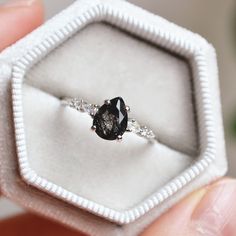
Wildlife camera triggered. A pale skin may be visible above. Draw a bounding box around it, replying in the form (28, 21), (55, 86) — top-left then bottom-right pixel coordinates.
(0, 1), (236, 235)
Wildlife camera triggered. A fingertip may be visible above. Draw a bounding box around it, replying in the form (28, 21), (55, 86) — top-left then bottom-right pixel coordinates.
(0, 0), (44, 51)
(141, 188), (207, 236)
(141, 179), (236, 236)
(191, 178), (236, 236)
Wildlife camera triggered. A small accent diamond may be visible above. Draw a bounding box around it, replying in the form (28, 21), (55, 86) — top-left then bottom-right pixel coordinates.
(127, 119), (156, 140)
(67, 99), (99, 117)
(87, 104), (99, 116)
(139, 126), (156, 139)
(127, 119), (141, 133)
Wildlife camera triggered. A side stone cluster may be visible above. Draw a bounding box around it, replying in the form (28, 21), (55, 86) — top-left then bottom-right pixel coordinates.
(127, 118), (156, 140)
(65, 98), (99, 117)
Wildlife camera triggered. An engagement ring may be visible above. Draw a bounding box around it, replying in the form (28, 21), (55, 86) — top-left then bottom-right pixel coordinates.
(61, 97), (156, 142)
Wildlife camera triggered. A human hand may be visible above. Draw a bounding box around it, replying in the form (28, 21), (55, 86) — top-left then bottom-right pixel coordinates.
(1, 178), (236, 236)
(0, 1), (235, 236)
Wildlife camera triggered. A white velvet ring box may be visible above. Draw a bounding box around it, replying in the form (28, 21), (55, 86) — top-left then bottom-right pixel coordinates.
(0, 0), (227, 235)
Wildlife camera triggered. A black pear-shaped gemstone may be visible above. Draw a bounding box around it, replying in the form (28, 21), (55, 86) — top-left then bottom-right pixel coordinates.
(93, 97), (128, 140)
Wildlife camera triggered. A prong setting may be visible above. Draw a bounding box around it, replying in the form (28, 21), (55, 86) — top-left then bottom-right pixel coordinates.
(117, 135), (123, 142)
(126, 106), (130, 112)
(91, 125), (96, 131)
(104, 99), (111, 105)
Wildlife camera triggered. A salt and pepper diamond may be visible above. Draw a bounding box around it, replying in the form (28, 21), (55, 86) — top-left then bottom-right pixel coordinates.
(93, 97), (128, 141)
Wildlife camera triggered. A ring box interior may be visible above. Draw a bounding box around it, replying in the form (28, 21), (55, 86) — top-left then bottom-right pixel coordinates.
(0, 0), (227, 235)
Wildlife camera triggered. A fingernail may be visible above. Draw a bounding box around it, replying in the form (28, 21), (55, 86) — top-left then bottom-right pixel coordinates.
(1, 0), (37, 8)
(191, 179), (236, 236)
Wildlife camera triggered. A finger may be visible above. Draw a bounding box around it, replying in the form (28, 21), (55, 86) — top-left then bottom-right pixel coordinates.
(0, 0), (44, 51)
(141, 178), (236, 236)
(0, 213), (87, 236)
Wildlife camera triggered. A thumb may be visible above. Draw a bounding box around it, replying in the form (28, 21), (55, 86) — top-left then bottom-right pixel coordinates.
(0, 0), (44, 52)
(141, 179), (236, 236)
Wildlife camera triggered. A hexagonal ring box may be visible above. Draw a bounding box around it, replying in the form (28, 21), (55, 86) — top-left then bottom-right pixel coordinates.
(0, 0), (227, 235)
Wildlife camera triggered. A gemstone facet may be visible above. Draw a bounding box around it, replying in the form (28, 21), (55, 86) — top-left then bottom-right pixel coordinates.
(93, 97), (128, 140)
